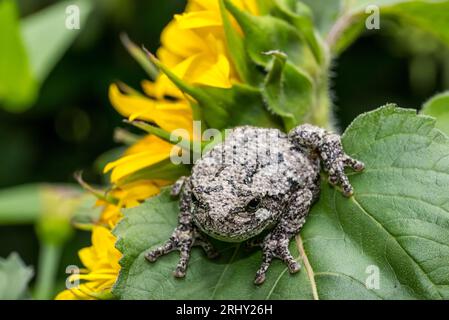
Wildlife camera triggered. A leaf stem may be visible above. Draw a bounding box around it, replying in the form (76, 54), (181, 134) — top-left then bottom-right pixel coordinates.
(34, 242), (62, 300)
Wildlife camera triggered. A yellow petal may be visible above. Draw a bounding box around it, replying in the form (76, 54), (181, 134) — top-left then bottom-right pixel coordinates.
(108, 151), (170, 183)
(175, 11), (222, 29)
(156, 47), (183, 69)
(98, 204), (123, 228)
(188, 0), (219, 12)
(55, 289), (79, 300)
(160, 20), (206, 58)
(109, 83), (193, 134)
(123, 135), (163, 155)
(119, 180), (162, 208)
(78, 247), (96, 271)
(233, 0), (259, 15)
(104, 135), (174, 183)
(188, 53), (232, 88)
(109, 84), (156, 121)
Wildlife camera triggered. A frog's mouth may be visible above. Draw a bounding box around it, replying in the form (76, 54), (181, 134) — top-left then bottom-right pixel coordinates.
(192, 207), (276, 242)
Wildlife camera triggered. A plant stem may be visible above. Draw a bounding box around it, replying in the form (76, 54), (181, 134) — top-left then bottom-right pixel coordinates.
(34, 242), (62, 300)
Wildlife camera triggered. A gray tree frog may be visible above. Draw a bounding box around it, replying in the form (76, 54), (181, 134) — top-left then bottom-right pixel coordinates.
(145, 124), (364, 285)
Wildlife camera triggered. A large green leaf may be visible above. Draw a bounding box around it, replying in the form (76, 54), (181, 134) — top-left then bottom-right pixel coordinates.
(113, 188), (314, 299)
(329, 0), (449, 53)
(421, 92), (449, 136)
(304, 105), (449, 299)
(113, 106), (449, 299)
(0, 253), (34, 300)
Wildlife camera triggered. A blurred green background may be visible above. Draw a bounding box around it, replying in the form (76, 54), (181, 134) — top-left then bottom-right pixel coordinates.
(0, 0), (448, 298)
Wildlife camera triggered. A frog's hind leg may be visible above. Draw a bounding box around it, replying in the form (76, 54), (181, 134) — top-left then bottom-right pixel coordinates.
(194, 231), (219, 259)
(254, 189), (311, 285)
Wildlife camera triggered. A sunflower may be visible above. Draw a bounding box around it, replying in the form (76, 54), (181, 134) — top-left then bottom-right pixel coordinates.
(56, 0), (258, 300)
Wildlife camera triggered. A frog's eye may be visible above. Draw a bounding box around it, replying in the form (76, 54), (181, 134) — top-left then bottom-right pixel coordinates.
(246, 198), (261, 212)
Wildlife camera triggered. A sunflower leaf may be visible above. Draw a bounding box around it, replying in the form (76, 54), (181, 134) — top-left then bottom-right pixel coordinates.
(272, 0), (325, 65)
(421, 91), (449, 136)
(261, 51), (314, 131)
(197, 84), (284, 130)
(224, 0), (317, 74)
(118, 160), (191, 186)
(0, 253), (34, 300)
(218, 0), (260, 85)
(328, 0), (449, 54)
(113, 106), (449, 299)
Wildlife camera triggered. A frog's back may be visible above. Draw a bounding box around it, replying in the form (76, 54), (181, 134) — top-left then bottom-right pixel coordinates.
(192, 126), (319, 197)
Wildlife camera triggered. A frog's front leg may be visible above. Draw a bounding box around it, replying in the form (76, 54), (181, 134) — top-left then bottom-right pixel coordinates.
(254, 189), (313, 285)
(145, 183), (218, 278)
(288, 124), (365, 196)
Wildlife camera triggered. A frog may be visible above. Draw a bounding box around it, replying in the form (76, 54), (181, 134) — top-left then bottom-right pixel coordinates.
(145, 124), (364, 285)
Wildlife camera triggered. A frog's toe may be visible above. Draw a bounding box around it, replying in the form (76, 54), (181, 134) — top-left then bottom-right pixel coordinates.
(254, 253), (273, 285)
(327, 164), (354, 197)
(254, 273), (266, 285)
(173, 267), (187, 278)
(145, 240), (175, 262)
(344, 156), (365, 172)
(287, 260), (301, 274)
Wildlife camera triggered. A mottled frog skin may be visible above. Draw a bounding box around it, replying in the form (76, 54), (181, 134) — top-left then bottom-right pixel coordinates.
(145, 124), (364, 284)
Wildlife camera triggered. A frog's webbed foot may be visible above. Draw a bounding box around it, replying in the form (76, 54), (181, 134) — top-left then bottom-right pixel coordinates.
(289, 124), (365, 197)
(145, 225), (218, 278)
(254, 234), (300, 285)
(319, 133), (364, 196)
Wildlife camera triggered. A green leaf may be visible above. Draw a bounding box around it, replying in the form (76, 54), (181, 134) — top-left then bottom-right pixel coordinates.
(119, 160), (191, 186)
(300, 0), (342, 35)
(150, 55), (282, 130)
(113, 106), (449, 299)
(21, 0), (93, 82)
(218, 0), (260, 85)
(0, 0), (93, 111)
(199, 84), (284, 129)
(224, 0), (317, 73)
(330, 0), (449, 53)
(421, 91), (449, 136)
(0, 0), (37, 111)
(273, 0), (326, 65)
(113, 189), (314, 299)
(381, 1), (449, 48)
(261, 51), (314, 130)
(0, 184), (43, 224)
(303, 105), (449, 299)
(0, 253), (34, 300)
(120, 34), (159, 80)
